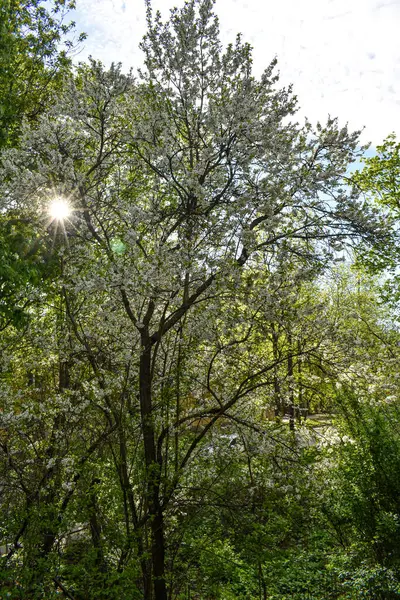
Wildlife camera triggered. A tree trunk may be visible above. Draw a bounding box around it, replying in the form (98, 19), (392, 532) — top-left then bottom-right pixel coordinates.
(258, 561), (267, 600)
(117, 424), (151, 597)
(26, 359), (69, 595)
(88, 479), (106, 572)
(139, 328), (167, 600)
(287, 331), (295, 431)
(271, 324), (283, 416)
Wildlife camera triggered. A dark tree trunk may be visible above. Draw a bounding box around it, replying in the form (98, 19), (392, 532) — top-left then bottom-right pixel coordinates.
(139, 328), (167, 600)
(88, 479), (107, 572)
(271, 324), (283, 416)
(117, 425), (151, 597)
(287, 332), (295, 431)
(26, 359), (69, 595)
(258, 561), (267, 600)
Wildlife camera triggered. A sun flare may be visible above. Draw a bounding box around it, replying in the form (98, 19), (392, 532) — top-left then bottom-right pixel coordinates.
(49, 198), (71, 221)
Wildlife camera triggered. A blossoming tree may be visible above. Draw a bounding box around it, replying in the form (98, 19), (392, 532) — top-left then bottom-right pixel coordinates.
(0, 1), (389, 598)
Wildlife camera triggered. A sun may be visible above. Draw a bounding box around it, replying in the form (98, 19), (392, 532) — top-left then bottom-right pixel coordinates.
(49, 198), (72, 221)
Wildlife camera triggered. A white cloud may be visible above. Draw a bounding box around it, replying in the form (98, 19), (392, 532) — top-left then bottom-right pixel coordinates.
(71, 0), (400, 144)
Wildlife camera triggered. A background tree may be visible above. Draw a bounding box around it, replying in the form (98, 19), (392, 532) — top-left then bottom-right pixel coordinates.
(0, 0), (84, 148)
(0, 0), (85, 330)
(351, 133), (400, 301)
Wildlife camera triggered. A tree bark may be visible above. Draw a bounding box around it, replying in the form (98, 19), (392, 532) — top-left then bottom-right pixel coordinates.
(271, 324), (283, 416)
(117, 424), (151, 597)
(139, 328), (167, 600)
(287, 331), (295, 431)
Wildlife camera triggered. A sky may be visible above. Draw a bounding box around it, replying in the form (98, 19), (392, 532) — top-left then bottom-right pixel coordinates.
(70, 0), (400, 147)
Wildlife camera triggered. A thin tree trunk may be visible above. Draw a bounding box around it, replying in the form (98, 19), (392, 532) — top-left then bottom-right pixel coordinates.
(297, 339), (304, 422)
(175, 325), (183, 472)
(27, 359), (68, 595)
(287, 331), (295, 431)
(258, 561), (267, 600)
(88, 479), (106, 572)
(271, 323), (282, 416)
(117, 426), (151, 598)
